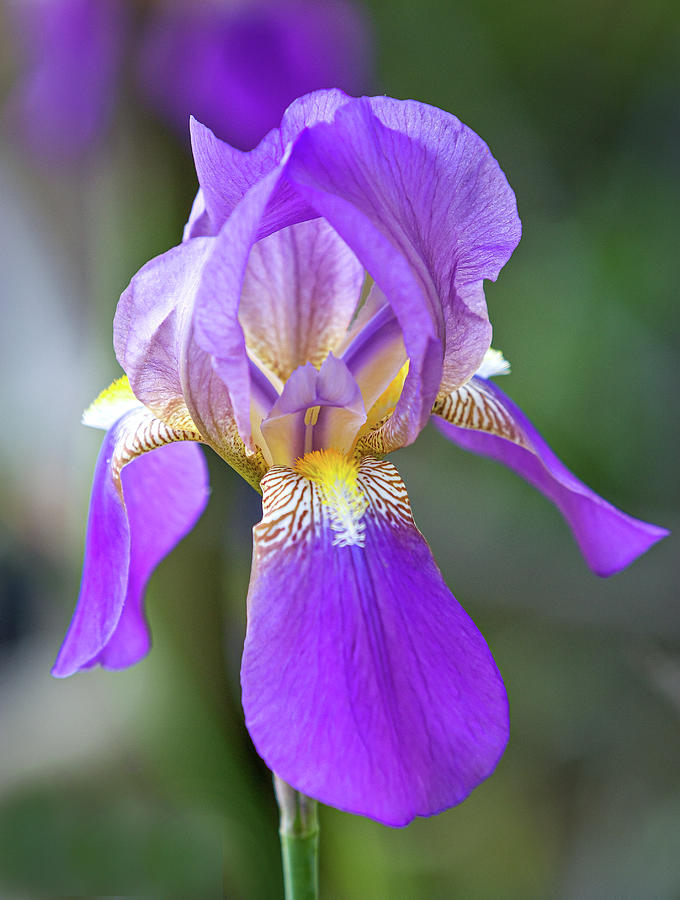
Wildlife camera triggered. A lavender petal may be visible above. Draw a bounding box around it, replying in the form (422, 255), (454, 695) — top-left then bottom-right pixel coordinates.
(241, 458), (508, 825)
(52, 416), (209, 676)
(434, 376), (669, 576)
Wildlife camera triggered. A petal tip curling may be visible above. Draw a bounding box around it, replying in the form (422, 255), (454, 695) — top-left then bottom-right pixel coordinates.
(433, 376), (670, 578)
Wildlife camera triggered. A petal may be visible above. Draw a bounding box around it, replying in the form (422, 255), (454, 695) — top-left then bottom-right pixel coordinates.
(192, 150), (345, 451)
(187, 88), (350, 238)
(240, 219), (364, 382)
(364, 96), (521, 394)
(284, 96), (520, 430)
(114, 234), (266, 485)
(260, 355), (366, 463)
(433, 376), (669, 576)
(183, 187), (209, 241)
(182, 324), (269, 489)
(114, 238), (212, 432)
(52, 409), (208, 677)
(341, 291), (407, 413)
(191, 161), (289, 448)
(241, 457), (508, 826)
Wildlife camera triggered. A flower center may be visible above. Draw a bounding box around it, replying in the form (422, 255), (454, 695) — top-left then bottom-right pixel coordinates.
(295, 449), (368, 547)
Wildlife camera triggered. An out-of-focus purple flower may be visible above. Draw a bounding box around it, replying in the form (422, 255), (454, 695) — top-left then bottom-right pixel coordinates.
(5, 0), (371, 163)
(53, 91), (668, 826)
(5, 0), (128, 164)
(138, 0), (372, 150)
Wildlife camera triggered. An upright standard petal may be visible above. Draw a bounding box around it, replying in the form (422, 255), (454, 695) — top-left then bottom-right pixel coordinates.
(186, 88), (350, 239)
(284, 96), (521, 436)
(284, 147), (442, 448)
(191, 161), (290, 447)
(53, 402), (208, 677)
(239, 219), (364, 383)
(365, 96), (521, 396)
(241, 454), (508, 826)
(433, 376), (669, 576)
(114, 238), (213, 432)
(114, 235), (265, 486)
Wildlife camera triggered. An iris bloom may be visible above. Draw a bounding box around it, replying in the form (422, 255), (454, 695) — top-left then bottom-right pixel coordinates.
(53, 91), (667, 826)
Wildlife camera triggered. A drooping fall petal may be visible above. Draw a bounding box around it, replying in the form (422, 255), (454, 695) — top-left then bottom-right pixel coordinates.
(52, 403), (208, 676)
(433, 376), (668, 576)
(241, 456), (508, 825)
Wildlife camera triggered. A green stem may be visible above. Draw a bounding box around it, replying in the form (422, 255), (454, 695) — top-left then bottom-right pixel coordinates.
(274, 775), (320, 900)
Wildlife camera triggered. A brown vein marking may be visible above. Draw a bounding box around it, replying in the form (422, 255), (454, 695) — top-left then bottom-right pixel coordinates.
(357, 458), (413, 529)
(111, 407), (202, 494)
(432, 377), (531, 449)
(254, 458), (415, 563)
(254, 468), (318, 561)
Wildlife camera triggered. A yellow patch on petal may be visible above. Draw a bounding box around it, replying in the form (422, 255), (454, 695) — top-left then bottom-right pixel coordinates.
(295, 449), (368, 547)
(82, 375), (140, 430)
(366, 360), (409, 430)
(351, 360), (410, 457)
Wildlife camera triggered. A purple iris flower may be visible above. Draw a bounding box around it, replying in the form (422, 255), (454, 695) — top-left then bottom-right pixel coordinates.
(53, 91), (668, 826)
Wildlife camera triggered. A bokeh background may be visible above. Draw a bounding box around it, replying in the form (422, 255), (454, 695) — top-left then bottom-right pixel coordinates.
(1, 0), (678, 897)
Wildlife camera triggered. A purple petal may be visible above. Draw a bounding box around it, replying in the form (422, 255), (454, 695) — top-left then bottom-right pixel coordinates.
(53, 415), (209, 677)
(113, 236), (259, 478)
(284, 96), (521, 440)
(364, 96), (521, 393)
(114, 238), (213, 431)
(183, 187), (209, 241)
(138, 1), (370, 152)
(260, 355), (366, 462)
(240, 219), (364, 382)
(241, 458), (508, 826)
(191, 155), (353, 449)
(191, 162), (290, 446)
(186, 88), (350, 239)
(434, 376), (669, 576)
(341, 294), (407, 413)
(6, 0), (127, 164)
(280, 180), (442, 448)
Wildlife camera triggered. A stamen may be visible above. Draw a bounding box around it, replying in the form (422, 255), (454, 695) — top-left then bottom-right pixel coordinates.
(295, 449), (368, 547)
(304, 406), (321, 427)
(303, 404), (321, 454)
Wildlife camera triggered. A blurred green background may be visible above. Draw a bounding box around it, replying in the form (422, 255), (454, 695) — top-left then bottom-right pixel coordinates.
(1, 0), (678, 897)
